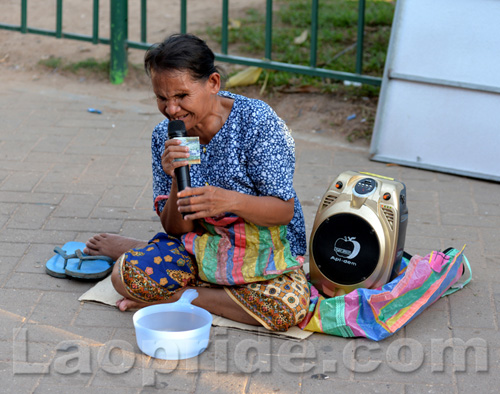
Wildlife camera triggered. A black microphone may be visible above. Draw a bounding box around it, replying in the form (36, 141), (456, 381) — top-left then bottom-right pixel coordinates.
(167, 120), (191, 192)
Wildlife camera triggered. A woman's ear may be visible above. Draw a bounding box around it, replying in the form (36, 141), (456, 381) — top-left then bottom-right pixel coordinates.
(207, 72), (221, 93)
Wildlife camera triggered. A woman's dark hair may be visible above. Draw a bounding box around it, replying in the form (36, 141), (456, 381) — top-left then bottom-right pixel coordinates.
(144, 34), (219, 81)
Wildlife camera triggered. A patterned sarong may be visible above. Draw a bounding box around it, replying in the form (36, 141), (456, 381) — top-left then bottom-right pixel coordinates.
(118, 232), (310, 331)
(118, 233), (197, 302)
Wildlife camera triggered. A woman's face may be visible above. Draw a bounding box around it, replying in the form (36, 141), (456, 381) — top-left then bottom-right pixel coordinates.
(151, 69), (220, 132)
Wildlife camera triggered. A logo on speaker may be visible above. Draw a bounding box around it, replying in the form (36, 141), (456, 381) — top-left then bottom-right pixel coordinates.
(334, 236), (361, 260)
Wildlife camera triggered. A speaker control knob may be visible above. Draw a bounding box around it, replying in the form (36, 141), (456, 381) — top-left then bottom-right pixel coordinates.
(353, 178), (377, 197)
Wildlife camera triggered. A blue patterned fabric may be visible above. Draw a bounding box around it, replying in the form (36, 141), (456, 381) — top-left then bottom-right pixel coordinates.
(151, 91), (307, 256)
(120, 233), (197, 302)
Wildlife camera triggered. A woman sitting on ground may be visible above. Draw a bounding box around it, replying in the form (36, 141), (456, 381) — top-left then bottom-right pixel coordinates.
(84, 33), (309, 332)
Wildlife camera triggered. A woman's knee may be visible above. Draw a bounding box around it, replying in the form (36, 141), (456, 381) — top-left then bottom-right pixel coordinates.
(110, 260), (128, 297)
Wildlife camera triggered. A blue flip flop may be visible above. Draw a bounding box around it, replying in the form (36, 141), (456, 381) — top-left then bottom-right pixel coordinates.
(45, 242), (114, 280)
(64, 249), (115, 280)
(45, 242), (87, 278)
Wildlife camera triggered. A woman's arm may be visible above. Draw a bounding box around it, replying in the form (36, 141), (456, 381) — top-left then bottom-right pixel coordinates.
(177, 186), (294, 227)
(157, 138), (196, 236)
(160, 178), (196, 235)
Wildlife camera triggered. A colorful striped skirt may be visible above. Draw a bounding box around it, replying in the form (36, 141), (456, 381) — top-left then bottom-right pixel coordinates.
(117, 233), (310, 331)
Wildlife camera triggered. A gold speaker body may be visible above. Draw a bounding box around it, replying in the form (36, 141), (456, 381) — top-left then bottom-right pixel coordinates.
(309, 171), (408, 297)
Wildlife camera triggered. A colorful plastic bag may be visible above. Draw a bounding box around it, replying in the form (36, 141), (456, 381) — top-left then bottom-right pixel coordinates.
(299, 246), (471, 341)
(182, 215), (303, 285)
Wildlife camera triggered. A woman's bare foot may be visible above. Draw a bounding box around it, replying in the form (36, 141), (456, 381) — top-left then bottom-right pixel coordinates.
(84, 233), (148, 260)
(115, 294), (179, 312)
(116, 297), (148, 311)
(114, 285), (259, 326)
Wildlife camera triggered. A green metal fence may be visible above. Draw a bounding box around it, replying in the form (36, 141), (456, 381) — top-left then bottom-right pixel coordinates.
(0, 0), (382, 86)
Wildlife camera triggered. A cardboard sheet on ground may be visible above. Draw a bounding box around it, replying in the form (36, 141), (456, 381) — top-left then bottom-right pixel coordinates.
(79, 276), (313, 341)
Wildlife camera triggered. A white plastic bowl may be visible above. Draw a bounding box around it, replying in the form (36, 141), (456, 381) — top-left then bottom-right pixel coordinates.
(133, 289), (212, 360)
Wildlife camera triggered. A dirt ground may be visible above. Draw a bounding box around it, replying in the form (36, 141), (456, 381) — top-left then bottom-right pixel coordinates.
(0, 0), (376, 146)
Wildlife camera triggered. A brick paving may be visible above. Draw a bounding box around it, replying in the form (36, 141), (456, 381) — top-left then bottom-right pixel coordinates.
(0, 73), (498, 393)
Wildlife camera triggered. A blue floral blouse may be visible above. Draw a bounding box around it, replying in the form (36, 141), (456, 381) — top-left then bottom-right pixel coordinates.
(151, 91), (307, 256)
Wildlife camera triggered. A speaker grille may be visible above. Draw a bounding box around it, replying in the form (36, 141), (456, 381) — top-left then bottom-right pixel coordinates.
(312, 213), (380, 285)
(321, 193), (337, 210)
(382, 206), (395, 230)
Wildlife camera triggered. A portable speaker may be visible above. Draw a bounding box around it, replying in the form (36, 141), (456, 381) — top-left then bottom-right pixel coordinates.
(309, 171), (408, 297)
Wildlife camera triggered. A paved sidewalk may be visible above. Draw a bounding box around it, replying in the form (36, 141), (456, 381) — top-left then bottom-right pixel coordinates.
(0, 72), (498, 394)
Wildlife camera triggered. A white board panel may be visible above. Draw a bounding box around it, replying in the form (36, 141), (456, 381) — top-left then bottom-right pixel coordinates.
(374, 81), (500, 178)
(390, 0), (500, 88)
(370, 0), (500, 181)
